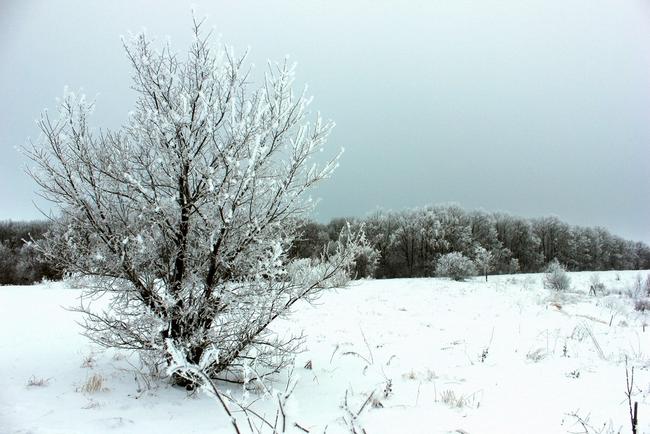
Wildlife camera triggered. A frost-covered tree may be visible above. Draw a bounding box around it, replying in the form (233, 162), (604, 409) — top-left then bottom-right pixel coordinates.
(469, 210), (502, 253)
(26, 19), (365, 386)
(493, 213), (543, 272)
(473, 246), (493, 282)
(543, 258), (571, 291)
(532, 216), (571, 266)
(349, 242), (380, 279)
(288, 220), (330, 259)
(435, 252), (477, 281)
(508, 257), (520, 274)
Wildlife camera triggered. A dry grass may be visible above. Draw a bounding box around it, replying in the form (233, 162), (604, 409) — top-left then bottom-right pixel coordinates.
(81, 354), (95, 368)
(402, 368), (437, 382)
(370, 395), (384, 408)
(78, 374), (106, 393)
(26, 376), (50, 387)
(437, 389), (476, 409)
(582, 323), (606, 360)
(526, 348), (546, 363)
(439, 389), (464, 407)
(81, 399), (100, 409)
(404, 369), (417, 380)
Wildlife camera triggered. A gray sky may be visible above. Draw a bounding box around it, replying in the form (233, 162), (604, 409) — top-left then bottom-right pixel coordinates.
(1, 0), (649, 243)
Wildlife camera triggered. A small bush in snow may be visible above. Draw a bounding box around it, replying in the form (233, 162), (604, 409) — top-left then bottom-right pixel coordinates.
(629, 273), (650, 299)
(435, 252), (477, 281)
(543, 259), (570, 291)
(634, 298), (650, 312)
(630, 273), (645, 299)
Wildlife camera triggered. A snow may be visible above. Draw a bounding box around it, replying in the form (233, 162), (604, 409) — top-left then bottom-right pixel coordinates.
(1, 271), (649, 434)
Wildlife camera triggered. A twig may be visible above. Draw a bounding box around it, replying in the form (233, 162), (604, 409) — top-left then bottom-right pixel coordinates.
(625, 357), (638, 434)
(583, 323), (605, 360)
(357, 391), (374, 416)
(329, 344), (340, 364)
(359, 327), (374, 365)
(174, 365), (243, 434)
(278, 394), (286, 432)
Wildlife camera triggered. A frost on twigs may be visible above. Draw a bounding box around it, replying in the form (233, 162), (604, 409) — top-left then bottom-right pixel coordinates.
(25, 15), (367, 387)
(165, 339), (309, 434)
(543, 259), (571, 291)
(435, 252), (477, 281)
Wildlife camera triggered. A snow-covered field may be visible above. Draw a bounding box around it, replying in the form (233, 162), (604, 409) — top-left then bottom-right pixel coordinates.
(1, 270), (649, 434)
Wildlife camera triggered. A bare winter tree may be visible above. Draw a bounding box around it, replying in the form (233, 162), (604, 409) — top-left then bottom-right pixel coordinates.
(26, 18), (365, 386)
(473, 246), (494, 282)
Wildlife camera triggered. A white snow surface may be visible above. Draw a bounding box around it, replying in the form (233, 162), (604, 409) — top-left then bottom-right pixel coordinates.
(1, 270), (649, 434)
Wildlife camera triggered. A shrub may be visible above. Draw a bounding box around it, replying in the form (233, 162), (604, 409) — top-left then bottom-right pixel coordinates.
(634, 298), (650, 312)
(435, 252), (477, 281)
(631, 273), (650, 299)
(543, 259), (570, 291)
(25, 19), (365, 387)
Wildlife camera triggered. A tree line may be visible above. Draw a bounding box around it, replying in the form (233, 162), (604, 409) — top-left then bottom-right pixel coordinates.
(2, 205), (649, 285)
(290, 204), (650, 278)
(0, 220), (62, 284)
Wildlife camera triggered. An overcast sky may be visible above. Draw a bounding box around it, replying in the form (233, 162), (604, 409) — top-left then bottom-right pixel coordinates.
(1, 0), (649, 242)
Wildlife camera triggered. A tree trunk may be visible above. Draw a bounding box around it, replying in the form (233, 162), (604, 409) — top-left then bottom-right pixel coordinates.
(162, 314), (206, 389)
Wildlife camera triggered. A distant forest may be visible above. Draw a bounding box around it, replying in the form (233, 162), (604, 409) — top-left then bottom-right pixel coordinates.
(290, 205), (650, 279)
(0, 220), (61, 285)
(1, 204), (649, 284)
